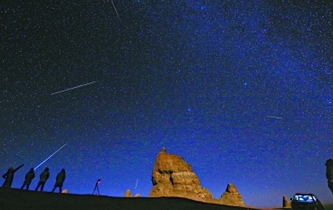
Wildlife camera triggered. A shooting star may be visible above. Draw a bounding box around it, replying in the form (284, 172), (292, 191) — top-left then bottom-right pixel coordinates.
(267, 115), (283, 120)
(135, 178), (139, 190)
(34, 143), (68, 170)
(51, 81), (97, 95)
(111, 0), (121, 21)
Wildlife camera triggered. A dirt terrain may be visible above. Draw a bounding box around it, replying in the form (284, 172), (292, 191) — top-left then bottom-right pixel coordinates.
(1, 188), (332, 210)
(0, 187), (259, 210)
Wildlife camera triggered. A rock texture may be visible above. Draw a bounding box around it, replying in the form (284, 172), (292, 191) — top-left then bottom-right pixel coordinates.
(148, 148), (213, 202)
(326, 159), (333, 195)
(124, 189), (132, 197)
(218, 183), (245, 206)
(61, 189), (68, 194)
(283, 195), (291, 208)
(148, 148), (247, 206)
(134, 193), (141, 197)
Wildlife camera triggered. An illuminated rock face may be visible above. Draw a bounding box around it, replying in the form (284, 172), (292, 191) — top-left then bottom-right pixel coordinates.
(283, 195), (291, 208)
(124, 190), (140, 198)
(148, 148), (213, 202)
(124, 189), (132, 197)
(218, 183), (245, 206)
(148, 148), (247, 206)
(326, 159), (333, 195)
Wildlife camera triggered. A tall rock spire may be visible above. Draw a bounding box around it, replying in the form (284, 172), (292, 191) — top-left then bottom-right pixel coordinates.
(218, 183), (245, 206)
(148, 148), (213, 202)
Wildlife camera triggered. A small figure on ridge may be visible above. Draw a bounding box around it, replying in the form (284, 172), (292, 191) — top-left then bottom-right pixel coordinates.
(35, 167), (50, 192)
(20, 168), (35, 190)
(2, 164), (24, 188)
(51, 168), (66, 193)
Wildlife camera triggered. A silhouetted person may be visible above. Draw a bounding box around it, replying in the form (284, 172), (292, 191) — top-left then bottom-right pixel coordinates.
(51, 168), (66, 193)
(20, 168), (35, 190)
(2, 164), (24, 188)
(326, 159), (333, 195)
(35, 167), (50, 192)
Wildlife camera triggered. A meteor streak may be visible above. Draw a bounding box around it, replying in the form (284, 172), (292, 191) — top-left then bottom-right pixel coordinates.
(135, 178), (139, 189)
(111, 0), (121, 21)
(34, 143), (68, 170)
(267, 115), (283, 120)
(51, 81), (97, 95)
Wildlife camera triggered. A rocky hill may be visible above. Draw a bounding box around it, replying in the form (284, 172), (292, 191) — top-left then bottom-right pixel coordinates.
(148, 148), (246, 206)
(219, 183), (245, 206)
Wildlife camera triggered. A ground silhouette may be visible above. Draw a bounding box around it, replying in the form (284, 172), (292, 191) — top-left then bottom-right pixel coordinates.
(1, 188), (333, 210)
(0, 187), (258, 210)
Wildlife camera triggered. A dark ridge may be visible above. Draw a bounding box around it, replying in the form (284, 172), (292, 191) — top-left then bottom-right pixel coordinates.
(0, 187), (260, 210)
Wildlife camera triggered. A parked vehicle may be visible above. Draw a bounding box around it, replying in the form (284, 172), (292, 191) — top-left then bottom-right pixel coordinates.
(290, 193), (325, 210)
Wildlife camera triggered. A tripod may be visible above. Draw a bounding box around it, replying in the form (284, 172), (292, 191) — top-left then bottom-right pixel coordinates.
(92, 179), (101, 195)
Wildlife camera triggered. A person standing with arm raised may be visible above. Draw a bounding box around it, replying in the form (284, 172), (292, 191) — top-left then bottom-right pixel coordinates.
(2, 164), (24, 188)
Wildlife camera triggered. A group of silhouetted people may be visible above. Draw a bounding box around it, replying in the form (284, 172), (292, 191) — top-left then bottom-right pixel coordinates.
(2, 164), (66, 193)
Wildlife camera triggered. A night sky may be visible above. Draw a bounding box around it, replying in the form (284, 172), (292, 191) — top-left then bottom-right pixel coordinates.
(1, 0), (333, 208)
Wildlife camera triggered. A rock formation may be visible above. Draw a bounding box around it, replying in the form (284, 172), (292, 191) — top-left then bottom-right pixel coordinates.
(61, 189), (68, 194)
(124, 189), (132, 197)
(326, 159), (333, 195)
(283, 195), (291, 208)
(148, 148), (247, 206)
(148, 148), (213, 202)
(124, 190), (140, 198)
(218, 183), (245, 206)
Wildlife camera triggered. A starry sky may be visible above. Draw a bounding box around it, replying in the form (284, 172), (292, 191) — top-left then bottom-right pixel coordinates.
(1, 0), (333, 208)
